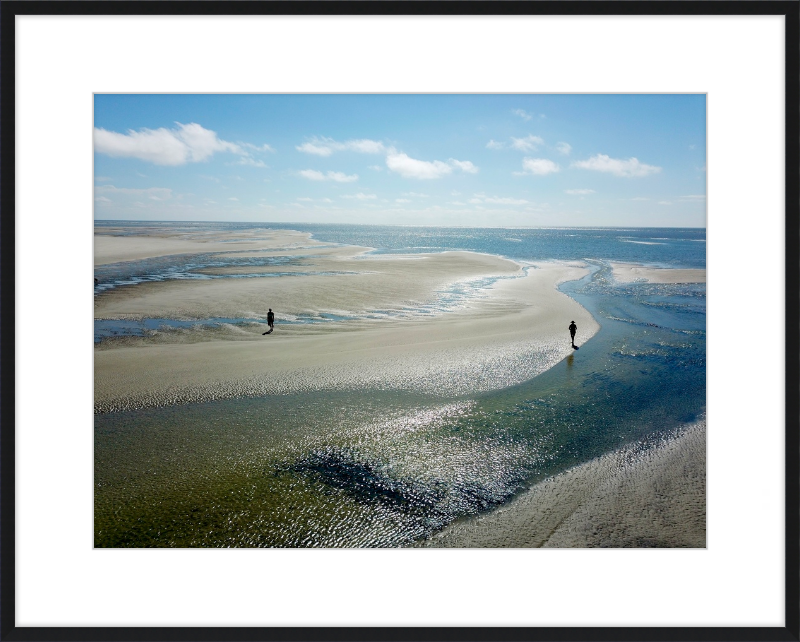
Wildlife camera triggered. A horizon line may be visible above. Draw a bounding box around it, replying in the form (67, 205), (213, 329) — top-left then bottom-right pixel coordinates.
(93, 219), (707, 231)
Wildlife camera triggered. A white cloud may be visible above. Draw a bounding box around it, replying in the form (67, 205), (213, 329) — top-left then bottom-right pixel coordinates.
(571, 154), (661, 177)
(296, 141), (334, 156)
(403, 192), (430, 198)
(298, 169), (358, 182)
(237, 157), (267, 168)
(680, 194), (706, 200)
(369, 165), (383, 171)
(296, 197), (314, 202)
(486, 139), (505, 150)
(93, 122), (268, 166)
(386, 152), (452, 179)
(519, 158), (560, 176)
(658, 201), (673, 205)
(629, 197), (650, 201)
(565, 188), (595, 195)
(555, 142), (572, 155)
(298, 170), (326, 180)
(511, 135), (545, 152)
(483, 196), (530, 205)
(94, 196), (111, 204)
(296, 136), (386, 156)
(298, 169), (326, 181)
(395, 198), (411, 203)
(385, 153), (477, 179)
(343, 192), (377, 200)
(348, 139), (386, 154)
(95, 185), (173, 200)
(228, 197), (239, 202)
(327, 171), (359, 183)
(512, 109), (533, 121)
(449, 159), (479, 174)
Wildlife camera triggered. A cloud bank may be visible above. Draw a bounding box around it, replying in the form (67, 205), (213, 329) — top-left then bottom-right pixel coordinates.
(298, 169), (358, 182)
(94, 122), (271, 166)
(519, 158), (560, 176)
(511, 135), (545, 152)
(296, 137), (386, 156)
(386, 153), (478, 179)
(571, 154), (661, 177)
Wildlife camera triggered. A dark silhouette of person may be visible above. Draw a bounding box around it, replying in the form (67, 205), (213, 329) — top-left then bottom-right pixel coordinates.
(263, 308), (275, 335)
(569, 320), (577, 347)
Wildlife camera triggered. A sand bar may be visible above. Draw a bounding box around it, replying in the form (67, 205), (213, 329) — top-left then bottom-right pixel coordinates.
(610, 262), (706, 284)
(94, 226), (324, 266)
(95, 247), (598, 412)
(424, 418), (706, 548)
(95, 248), (520, 322)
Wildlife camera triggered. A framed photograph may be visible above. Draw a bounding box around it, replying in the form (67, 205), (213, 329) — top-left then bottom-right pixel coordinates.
(4, 2), (798, 640)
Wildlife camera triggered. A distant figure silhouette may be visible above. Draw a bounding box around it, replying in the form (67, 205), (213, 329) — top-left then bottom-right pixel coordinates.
(569, 320), (577, 348)
(263, 308), (275, 335)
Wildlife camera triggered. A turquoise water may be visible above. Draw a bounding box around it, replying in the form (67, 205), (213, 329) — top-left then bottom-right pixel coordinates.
(94, 223), (705, 547)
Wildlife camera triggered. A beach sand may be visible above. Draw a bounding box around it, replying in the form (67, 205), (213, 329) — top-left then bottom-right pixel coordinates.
(94, 226), (320, 265)
(424, 418), (706, 548)
(610, 262), (706, 284)
(95, 230), (598, 412)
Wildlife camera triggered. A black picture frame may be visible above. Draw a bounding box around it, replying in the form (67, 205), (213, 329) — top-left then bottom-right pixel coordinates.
(2, 2), (798, 641)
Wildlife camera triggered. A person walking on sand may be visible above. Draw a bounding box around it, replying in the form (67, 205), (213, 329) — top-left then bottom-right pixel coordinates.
(569, 320), (577, 347)
(263, 308), (275, 335)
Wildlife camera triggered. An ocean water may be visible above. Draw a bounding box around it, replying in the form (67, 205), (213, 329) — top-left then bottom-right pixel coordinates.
(94, 223), (706, 547)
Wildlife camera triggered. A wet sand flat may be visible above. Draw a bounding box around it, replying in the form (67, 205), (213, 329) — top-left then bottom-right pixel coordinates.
(94, 260), (597, 412)
(610, 262), (706, 284)
(94, 226), (322, 266)
(94, 248), (522, 321)
(425, 418), (706, 548)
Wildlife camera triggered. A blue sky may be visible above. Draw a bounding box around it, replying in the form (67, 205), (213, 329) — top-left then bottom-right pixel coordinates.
(94, 94), (706, 228)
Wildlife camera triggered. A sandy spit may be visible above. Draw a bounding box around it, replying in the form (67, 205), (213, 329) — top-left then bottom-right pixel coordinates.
(94, 249), (521, 321)
(94, 259), (598, 413)
(94, 227), (325, 266)
(423, 418), (706, 548)
(610, 262), (706, 284)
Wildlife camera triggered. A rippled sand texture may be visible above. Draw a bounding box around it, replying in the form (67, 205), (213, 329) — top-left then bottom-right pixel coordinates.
(425, 418), (706, 548)
(94, 225), (320, 265)
(610, 262), (706, 284)
(95, 228), (598, 413)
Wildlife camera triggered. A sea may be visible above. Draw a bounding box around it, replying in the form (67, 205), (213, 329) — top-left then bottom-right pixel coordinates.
(94, 223), (706, 547)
